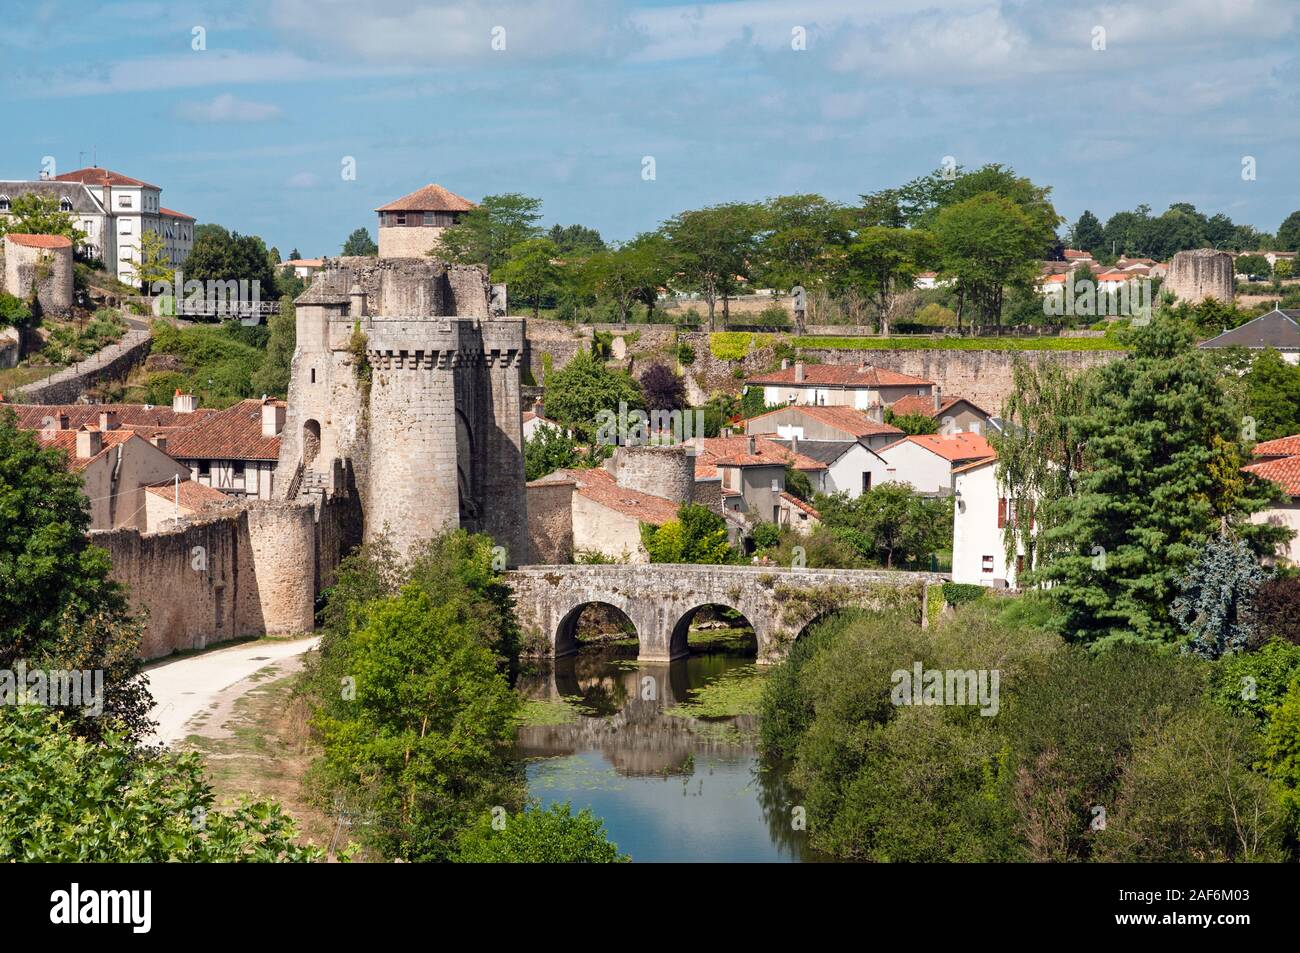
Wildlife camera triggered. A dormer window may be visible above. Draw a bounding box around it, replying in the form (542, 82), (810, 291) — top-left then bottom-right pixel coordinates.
(60, 198), (72, 212)
(0, 196), (9, 211)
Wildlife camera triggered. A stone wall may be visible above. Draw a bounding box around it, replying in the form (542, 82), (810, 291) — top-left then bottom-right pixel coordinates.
(605, 445), (694, 504)
(13, 329), (152, 404)
(525, 481), (575, 564)
(1, 238), (74, 315)
(1165, 249), (1235, 304)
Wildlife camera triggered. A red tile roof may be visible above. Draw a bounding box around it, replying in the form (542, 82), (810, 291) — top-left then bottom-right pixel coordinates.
(375, 184), (476, 213)
(695, 435), (826, 476)
(889, 393), (991, 420)
(7, 402), (215, 431)
(164, 399), (282, 461)
(744, 404), (902, 439)
(144, 479), (229, 511)
(1253, 434), (1300, 459)
(880, 432), (995, 463)
(35, 428), (137, 471)
(780, 491), (820, 519)
(746, 364), (932, 388)
(531, 467), (679, 525)
(4, 233), (73, 249)
(54, 167), (160, 190)
(1243, 456), (1300, 497)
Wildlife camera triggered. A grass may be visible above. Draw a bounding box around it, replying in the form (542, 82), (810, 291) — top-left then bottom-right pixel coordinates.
(707, 330), (1129, 360)
(177, 659), (335, 853)
(0, 364), (59, 392)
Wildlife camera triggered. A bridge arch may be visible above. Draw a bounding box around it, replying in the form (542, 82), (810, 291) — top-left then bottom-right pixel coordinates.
(667, 603), (758, 661)
(553, 599), (637, 659)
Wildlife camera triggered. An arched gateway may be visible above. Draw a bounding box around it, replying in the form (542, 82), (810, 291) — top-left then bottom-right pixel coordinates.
(505, 564), (945, 665)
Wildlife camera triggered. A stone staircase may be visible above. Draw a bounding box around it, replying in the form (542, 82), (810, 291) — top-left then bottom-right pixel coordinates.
(296, 468), (328, 506)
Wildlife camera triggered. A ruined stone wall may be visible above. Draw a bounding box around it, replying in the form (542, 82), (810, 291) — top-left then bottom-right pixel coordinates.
(692, 478), (722, 512)
(1165, 249), (1235, 304)
(13, 329), (152, 404)
(446, 265), (491, 318)
(525, 481), (575, 565)
(606, 445), (694, 504)
(2, 240), (73, 315)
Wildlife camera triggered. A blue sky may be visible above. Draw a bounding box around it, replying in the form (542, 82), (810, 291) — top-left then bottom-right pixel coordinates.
(3, 0), (1298, 256)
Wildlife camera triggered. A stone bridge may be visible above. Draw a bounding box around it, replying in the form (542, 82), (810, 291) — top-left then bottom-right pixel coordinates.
(506, 564), (947, 664)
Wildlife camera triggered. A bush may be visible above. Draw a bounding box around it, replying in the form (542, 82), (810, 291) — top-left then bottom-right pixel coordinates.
(1254, 577), (1300, 647)
(750, 521), (781, 551)
(1206, 639), (1300, 726)
(676, 342), (696, 365)
(454, 803), (628, 863)
(941, 582), (985, 606)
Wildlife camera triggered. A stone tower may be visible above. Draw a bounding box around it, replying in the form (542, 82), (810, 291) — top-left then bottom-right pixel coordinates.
(275, 256), (526, 562)
(1165, 249), (1235, 305)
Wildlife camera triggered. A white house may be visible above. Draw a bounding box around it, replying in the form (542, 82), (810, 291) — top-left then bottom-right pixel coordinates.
(951, 455), (1030, 588)
(745, 360), (932, 411)
(876, 432), (995, 496)
(1243, 434), (1300, 566)
(522, 401), (565, 440)
(769, 437), (891, 498)
(743, 403), (903, 451)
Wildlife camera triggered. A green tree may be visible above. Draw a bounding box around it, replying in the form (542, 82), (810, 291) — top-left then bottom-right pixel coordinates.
(440, 193), (543, 273)
(454, 802), (628, 863)
(184, 225), (276, 295)
(546, 224), (605, 256)
(1037, 317), (1290, 649)
(250, 297), (297, 397)
(523, 424), (587, 481)
(1277, 211), (1300, 252)
(1235, 253), (1271, 277)
(1262, 681), (1300, 843)
(641, 504), (734, 564)
(757, 194), (849, 311)
(581, 236), (671, 323)
(541, 350), (643, 445)
(883, 409), (939, 435)
(661, 203), (764, 329)
(130, 228), (173, 293)
(0, 707), (322, 862)
(307, 532), (524, 862)
(498, 237), (560, 318)
(341, 227), (378, 257)
(0, 291), (32, 330)
(1206, 639), (1300, 726)
(1070, 210), (1104, 253)
(932, 193), (1043, 329)
(1172, 534), (1270, 659)
(842, 227), (937, 334)
(815, 483), (951, 568)
(0, 193), (87, 246)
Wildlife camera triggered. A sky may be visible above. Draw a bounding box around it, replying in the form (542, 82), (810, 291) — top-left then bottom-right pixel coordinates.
(2, 0), (1298, 257)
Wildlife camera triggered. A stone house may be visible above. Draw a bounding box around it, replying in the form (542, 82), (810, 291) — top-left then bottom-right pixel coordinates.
(375, 184), (476, 258)
(142, 478), (230, 532)
(166, 397), (286, 500)
(694, 434), (823, 530)
(768, 436), (889, 499)
(876, 432), (995, 496)
(1243, 434), (1300, 566)
(742, 403), (903, 451)
(1, 233), (74, 314)
(745, 360), (933, 410)
(527, 466), (679, 563)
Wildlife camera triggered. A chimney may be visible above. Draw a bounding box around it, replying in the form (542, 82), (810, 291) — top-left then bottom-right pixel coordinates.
(790, 434), (799, 455)
(747, 435), (756, 455)
(858, 360), (867, 373)
(781, 358), (789, 370)
(933, 384), (942, 413)
(868, 403), (884, 424)
(76, 426), (102, 459)
(98, 410), (119, 431)
(349, 283), (367, 318)
(722, 426), (732, 438)
(150, 434), (167, 454)
(173, 389), (198, 414)
(57, 413), (70, 430)
(794, 361), (805, 383)
(261, 397), (286, 437)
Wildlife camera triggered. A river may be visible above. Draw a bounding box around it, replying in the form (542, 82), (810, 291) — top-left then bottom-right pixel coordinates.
(515, 633), (823, 863)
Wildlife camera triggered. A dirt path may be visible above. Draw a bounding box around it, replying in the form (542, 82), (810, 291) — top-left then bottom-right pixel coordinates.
(144, 636), (320, 747)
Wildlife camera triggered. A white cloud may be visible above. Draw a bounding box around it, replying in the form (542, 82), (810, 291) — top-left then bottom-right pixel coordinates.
(174, 93), (284, 123)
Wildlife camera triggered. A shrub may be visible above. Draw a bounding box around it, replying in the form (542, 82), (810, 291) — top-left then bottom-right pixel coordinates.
(676, 342), (696, 365)
(1206, 639), (1300, 726)
(1253, 577), (1300, 647)
(941, 582), (985, 606)
(454, 803), (628, 863)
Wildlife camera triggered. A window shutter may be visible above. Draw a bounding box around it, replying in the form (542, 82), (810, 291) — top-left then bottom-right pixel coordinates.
(997, 498), (1007, 528)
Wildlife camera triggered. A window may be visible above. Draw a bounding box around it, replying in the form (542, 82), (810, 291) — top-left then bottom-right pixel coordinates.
(424, 212), (434, 225)
(120, 219), (133, 235)
(0, 196), (8, 211)
(395, 213), (407, 225)
(862, 472), (872, 493)
(60, 198), (72, 212)
(310, 368), (316, 384)
(119, 195), (133, 208)
(982, 555), (994, 574)
(198, 461), (211, 478)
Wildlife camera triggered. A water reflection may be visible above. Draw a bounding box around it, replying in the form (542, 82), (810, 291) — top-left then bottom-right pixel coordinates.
(516, 643), (824, 863)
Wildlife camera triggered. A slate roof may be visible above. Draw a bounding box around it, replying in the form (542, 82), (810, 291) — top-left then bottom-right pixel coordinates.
(1198, 309), (1300, 350)
(0, 180), (106, 215)
(768, 438), (860, 466)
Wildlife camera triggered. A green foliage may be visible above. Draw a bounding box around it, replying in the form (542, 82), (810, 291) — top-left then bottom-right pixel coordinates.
(1243, 348), (1300, 441)
(1206, 640), (1300, 726)
(540, 350), (643, 444)
(547, 223), (605, 256)
(791, 335), (1127, 351)
(932, 192), (1045, 328)
(941, 582), (985, 606)
(0, 291), (32, 329)
(341, 227), (378, 257)
(1235, 253), (1271, 277)
(39, 310), (127, 363)
(750, 521), (781, 551)
(814, 483), (952, 569)
(661, 202), (766, 328)
(250, 297), (297, 397)
(523, 424), (587, 481)
(454, 802), (628, 863)
(184, 224), (276, 294)
(676, 342), (696, 365)
(1262, 682), (1300, 842)
(133, 320), (267, 408)
(1091, 706), (1285, 862)
(440, 193), (543, 273)
(709, 331), (774, 360)
(883, 409), (938, 435)
(1173, 534), (1270, 659)
(641, 503), (735, 564)
(0, 707), (321, 862)
(580, 234), (673, 323)
(841, 226), (937, 330)
(0, 193), (86, 245)
(305, 532), (524, 862)
(1036, 316), (1288, 649)
(783, 464), (812, 501)
(759, 524), (866, 569)
(499, 237), (562, 318)
(0, 410), (152, 741)
(1277, 211), (1300, 252)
